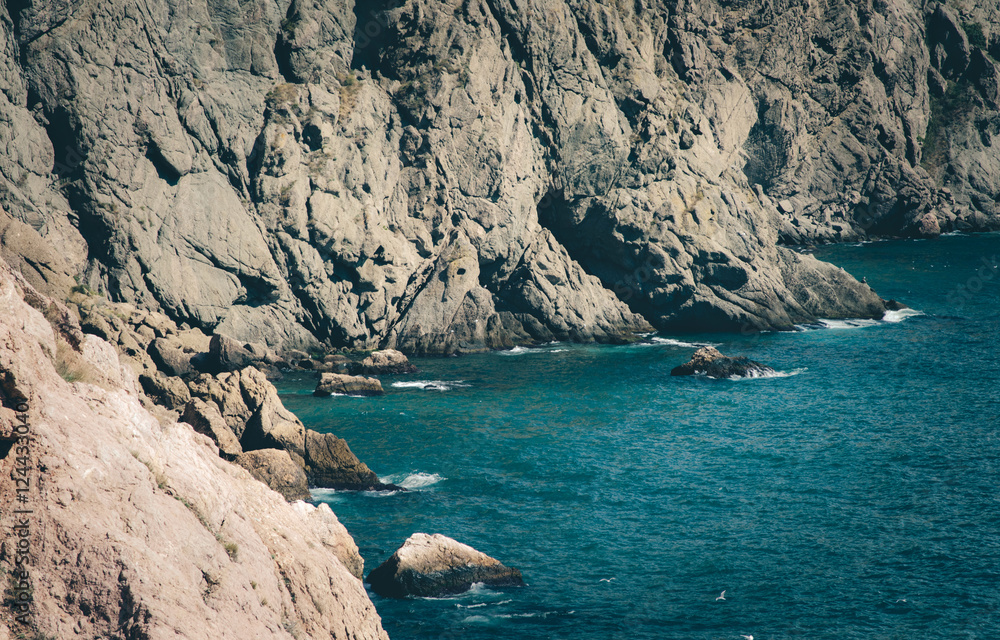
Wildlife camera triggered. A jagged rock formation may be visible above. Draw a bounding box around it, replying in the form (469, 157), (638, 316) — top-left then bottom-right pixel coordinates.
(1, 0), (997, 352)
(0, 258), (387, 639)
(234, 448), (311, 501)
(366, 533), (525, 598)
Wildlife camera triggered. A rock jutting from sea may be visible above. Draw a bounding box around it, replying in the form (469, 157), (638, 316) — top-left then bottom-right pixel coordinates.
(671, 347), (778, 379)
(366, 533), (526, 598)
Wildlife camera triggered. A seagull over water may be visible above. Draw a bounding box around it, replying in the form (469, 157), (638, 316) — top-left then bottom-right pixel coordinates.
(740, 635), (753, 640)
(599, 578), (616, 583)
(716, 590), (726, 601)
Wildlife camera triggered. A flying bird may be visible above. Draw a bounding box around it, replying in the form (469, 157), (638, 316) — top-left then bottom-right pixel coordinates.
(716, 590), (726, 601)
(599, 578), (616, 583)
(740, 635), (753, 640)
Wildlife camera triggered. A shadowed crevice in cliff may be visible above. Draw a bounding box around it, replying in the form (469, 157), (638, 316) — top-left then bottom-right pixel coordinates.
(5, 0), (29, 38)
(534, 188), (643, 314)
(145, 144), (180, 187)
(349, 0), (399, 73)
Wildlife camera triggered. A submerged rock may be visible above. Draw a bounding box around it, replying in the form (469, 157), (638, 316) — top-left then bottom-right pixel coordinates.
(366, 533), (525, 598)
(348, 349), (417, 375)
(314, 373), (384, 397)
(670, 347), (777, 379)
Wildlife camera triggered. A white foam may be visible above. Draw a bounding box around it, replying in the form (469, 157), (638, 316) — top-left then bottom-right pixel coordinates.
(643, 337), (717, 348)
(308, 488), (342, 501)
(794, 318), (881, 331)
(722, 367), (806, 381)
(391, 380), (470, 391)
(882, 308), (923, 323)
(462, 615), (492, 624)
(381, 472), (445, 489)
(795, 309), (922, 331)
(456, 599), (512, 610)
(499, 346), (532, 356)
(359, 489), (402, 498)
(467, 582), (499, 595)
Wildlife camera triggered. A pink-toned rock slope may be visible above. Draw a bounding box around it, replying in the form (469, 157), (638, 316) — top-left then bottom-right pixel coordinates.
(0, 256), (388, 639)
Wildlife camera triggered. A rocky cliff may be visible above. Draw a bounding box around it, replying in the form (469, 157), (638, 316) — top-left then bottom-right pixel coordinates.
(0, 257), (388, 639)
(1, 0), (996, 354)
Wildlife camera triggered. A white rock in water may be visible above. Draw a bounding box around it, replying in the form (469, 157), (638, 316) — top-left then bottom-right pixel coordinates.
(366, 533), (524, 598)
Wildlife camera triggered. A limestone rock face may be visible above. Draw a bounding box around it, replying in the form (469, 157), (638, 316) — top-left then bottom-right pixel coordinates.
(234, 449), (311, 502)
(0, 258), (387, 640)
(205, 333), (278, 374)
(314, 373), (385, 397)
(670, 346), (776, 379)
(366, 533), (525, 599)
(4, 0), (977, 353)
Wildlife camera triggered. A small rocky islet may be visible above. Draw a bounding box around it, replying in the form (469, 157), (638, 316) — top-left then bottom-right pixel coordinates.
(670, 346), (778, 379)
(367, 533), (526, 599)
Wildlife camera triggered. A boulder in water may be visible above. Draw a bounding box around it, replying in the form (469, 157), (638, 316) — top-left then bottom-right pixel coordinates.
(314, 373), (384, 397)
(348, 349), (417, 375)
(366, 533), (524, 598)
(670, 347), (776, 379)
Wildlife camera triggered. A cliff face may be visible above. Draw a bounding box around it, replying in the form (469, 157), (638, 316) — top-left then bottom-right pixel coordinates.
(0, 258), (388, 639)
(0, 0), (995, 353)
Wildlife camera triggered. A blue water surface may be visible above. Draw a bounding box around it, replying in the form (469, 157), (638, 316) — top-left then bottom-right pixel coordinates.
(279, 233), (1000, 640)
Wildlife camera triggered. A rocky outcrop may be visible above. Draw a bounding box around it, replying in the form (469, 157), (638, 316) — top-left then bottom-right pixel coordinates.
(670, 347), (776, 379)
(0, 258), (387, 640)
(314, 373), (385, 397)
(304, 429), (400, 492)
(234, 449), (311, 502)
(366, 533), (525, 599)
(348, 349), (418, 375)
(5, 0), (981, 354)
(203, 333), (280, 374)
(181, 398), (243, 459)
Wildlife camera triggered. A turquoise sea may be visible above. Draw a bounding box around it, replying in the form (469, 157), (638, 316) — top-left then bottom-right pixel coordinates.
(279, 234), (1000, 640)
